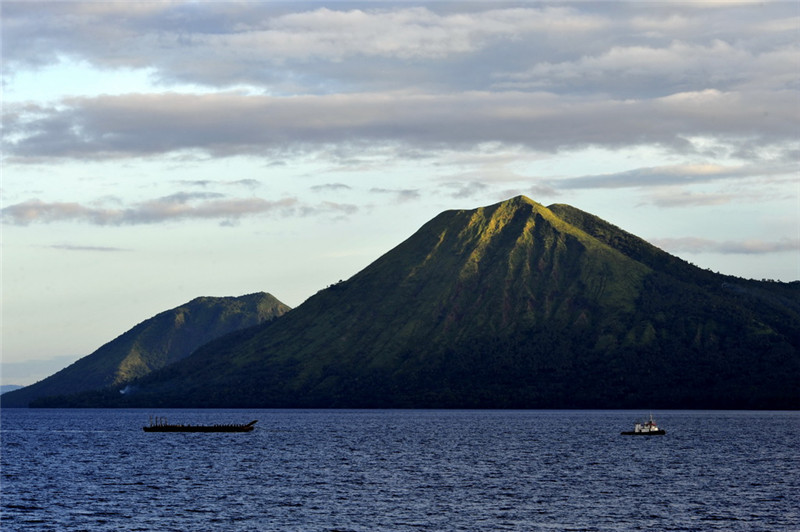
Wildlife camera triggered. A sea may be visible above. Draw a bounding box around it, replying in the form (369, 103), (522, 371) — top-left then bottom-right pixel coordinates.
(1, 409), (797, 531)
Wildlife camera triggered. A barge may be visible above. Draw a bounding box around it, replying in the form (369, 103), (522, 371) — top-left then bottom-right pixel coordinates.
(143, 417), (257, 433)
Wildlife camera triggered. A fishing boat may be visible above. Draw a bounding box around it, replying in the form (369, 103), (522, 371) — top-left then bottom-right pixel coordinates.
(143, 417), (257, 433)
(621, 413), (665, 435)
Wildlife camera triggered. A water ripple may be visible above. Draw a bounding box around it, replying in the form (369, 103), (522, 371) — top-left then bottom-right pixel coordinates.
(2, 409), (798, 531)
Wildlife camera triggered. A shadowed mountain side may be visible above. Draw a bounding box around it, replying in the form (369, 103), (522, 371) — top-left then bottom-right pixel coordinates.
(2, 293), (290, 407)
(36, 197), (800, 409)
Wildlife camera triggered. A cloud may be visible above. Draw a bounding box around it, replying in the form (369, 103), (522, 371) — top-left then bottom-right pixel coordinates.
(5, 88), (796, 163)
(311, 183), (353, 193)
(230, 179), (261, 189)
(298, 201), (359, 218)
(177, 179), (262, 189)
(440, 181), (488, 199)
(553, 163), (794, 190)
(159, 191), (225, 203)
(1, 191), (364, 226)
(653, 237), (800, 255)
(178, 179), (215, 188)
(370, 188), (421, 202)
(4, 2), (794, 98)
(494, 40), (798, 96)
(1, 195), (299, 226)
(46, 244), (131, 252)
(3, 3), (796, 173)
(647, 189), (735, 208)
(3, 5), (605, 84)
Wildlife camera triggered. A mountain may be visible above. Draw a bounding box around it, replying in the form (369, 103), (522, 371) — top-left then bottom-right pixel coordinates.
(0, 385), (23, 396)
(2, 293), (290, 407)
(34, 197), (800, 409)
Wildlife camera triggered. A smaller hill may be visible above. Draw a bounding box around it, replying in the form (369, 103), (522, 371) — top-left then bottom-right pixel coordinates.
(1, 293), (290, 407)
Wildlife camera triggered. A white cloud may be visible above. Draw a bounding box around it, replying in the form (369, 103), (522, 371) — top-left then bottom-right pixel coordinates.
(653, 237), (800, 255)
(440, 181), (489, 199)
(554, 163), (795, 190)
(298, 201), (359, 217)
(370, 188), (421, 202)
(0, 189), (367, 226)
(494, 40), (783, 95)
(647, 189), (735, 208)
(311, 183), (353, 193)
(1, 195), (299, 226)
(46, 244), (132, 252)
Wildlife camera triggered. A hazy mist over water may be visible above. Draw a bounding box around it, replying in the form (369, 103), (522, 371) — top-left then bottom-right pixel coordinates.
(2, 409), (798, 531)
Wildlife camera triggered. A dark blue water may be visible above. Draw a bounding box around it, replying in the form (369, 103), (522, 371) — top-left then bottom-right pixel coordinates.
(1, 409), (797, 531)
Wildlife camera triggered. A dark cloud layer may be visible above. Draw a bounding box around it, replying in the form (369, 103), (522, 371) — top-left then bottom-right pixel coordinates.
(5, 89), (796, 163)
(3, 3), (797, 169)
(5, 3), (795, 93)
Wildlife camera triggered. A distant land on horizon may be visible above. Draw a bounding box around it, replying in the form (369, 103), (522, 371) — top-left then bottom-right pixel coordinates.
(0, 385), (24, 396)
(1, 355), (81, 389)
(10, 196), (800, 410)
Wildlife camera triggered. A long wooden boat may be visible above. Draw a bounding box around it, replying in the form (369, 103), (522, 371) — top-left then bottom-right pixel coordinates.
(143, 418), (257, 433)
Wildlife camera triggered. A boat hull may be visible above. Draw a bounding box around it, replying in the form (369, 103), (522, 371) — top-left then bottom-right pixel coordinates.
(621, 430), (665, 435)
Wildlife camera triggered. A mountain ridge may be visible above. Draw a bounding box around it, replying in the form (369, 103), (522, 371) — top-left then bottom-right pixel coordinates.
(28, 196), (800, 409)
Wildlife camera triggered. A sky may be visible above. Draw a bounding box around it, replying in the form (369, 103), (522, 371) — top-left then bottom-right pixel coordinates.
(2, 1), (798, 386)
